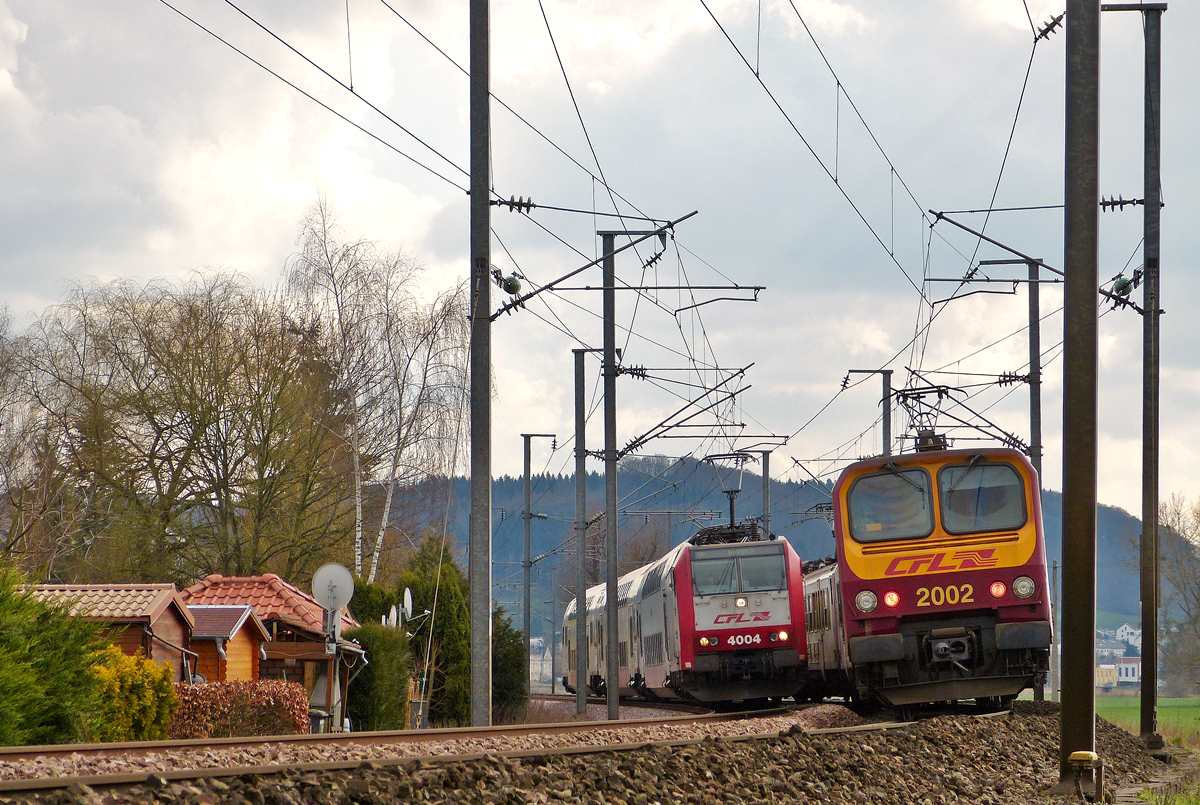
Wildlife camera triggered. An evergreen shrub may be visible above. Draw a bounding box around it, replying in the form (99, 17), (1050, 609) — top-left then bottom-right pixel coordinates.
(0, 569), (107, 746)
(346, 623), (410, 730)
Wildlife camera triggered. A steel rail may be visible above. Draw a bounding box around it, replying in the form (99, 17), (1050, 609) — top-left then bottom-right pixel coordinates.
(0, 704), (745, 764)
(0, 708), (887, 797)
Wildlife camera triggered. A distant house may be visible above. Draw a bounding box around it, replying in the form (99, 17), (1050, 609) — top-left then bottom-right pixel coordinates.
(181, 574), (363, 731)
(29, 583), (196, 682)
(1116, 623), (1142, 649)
(188, 605), (271, 682)
(1096, 664), (1118, 691)
(1115, 656), (1141, 688)
(1096, 638), (1127, 661)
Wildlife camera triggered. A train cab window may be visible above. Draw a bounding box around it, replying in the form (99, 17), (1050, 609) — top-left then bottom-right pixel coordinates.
(847, 467), (935, 542)
(691, 557), (738, 595)
(740, 553), (786, 592)
(938, 460), (1027, 534)
(692, 544), (786, 595)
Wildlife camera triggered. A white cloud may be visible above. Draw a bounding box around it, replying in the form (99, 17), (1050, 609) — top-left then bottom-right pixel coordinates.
(0, 0), (1197, 516)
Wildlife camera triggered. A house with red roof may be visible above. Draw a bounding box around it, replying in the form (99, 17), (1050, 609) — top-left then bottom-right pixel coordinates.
(29, 584), (196, 683)
(188, 605), (271, 682)
(181, 574), (363, 731)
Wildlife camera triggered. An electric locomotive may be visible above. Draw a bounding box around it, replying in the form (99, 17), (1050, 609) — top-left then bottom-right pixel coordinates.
(562, 522), (808, 704)
(803, 437), (1051, 710)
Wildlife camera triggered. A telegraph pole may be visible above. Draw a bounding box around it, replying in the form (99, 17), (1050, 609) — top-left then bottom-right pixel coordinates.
(468, 0), (492, 728)
(756, 450), (772, 533)
(1141, 3), (1163, 746)
(1058, 0), (1100, 788)
(600, 231), (620, 722)
(847, 370), (893, 455)
(573, 348), (594, 717)
(1028, 260), (1043, 481)
(1051, 560), (1061, 702)
(522, 433), (555, 704)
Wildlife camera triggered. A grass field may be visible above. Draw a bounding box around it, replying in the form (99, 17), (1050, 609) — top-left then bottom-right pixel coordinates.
(1095, 695), (1200, 745)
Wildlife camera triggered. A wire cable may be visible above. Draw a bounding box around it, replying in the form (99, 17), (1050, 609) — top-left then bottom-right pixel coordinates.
(699, 0), (926, 300)
(155, 0), (468, 192)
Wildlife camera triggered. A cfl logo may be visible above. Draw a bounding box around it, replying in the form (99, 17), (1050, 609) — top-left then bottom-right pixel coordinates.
(713, 612), (771, 624)
(883, 549), (999, 576)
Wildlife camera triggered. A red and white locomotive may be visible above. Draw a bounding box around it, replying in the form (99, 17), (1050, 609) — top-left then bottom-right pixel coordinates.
(562, 522), (808, 704)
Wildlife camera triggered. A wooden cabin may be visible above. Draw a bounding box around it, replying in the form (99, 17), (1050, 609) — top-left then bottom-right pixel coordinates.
(180, 574), (362, 731)
(29, 584), (196, 682)
(188, 605), (271, 682)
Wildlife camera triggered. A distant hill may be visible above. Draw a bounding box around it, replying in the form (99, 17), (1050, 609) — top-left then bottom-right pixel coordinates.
(412, 455), (1144, 627)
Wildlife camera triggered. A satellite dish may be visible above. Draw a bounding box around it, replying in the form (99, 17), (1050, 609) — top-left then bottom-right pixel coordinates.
(403, 588), (414, 621)
(311, 563), (355, 612)
(388, 605), (398, 628)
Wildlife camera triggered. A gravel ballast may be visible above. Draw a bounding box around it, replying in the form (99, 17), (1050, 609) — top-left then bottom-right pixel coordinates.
(4, 703), (1176, 804)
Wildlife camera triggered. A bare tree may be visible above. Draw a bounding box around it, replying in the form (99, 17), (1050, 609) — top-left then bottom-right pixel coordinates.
(285, 201), (468, 582)
(1158, 494), (1200, 695)
(286, 202), (393, 577)
(19, 274), (356, 583)
(365, 276), (467, 583)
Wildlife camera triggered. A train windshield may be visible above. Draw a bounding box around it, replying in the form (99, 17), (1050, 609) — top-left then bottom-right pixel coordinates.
(938, 461), (1027, 534)
(740, 553), (787, 592)
(690, 544), (786, 596)
(847, 467), (935, 543)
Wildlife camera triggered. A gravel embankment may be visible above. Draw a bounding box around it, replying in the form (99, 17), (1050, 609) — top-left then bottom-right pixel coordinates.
(0, 706), (860, 783)
(3, 703), (1177, 804)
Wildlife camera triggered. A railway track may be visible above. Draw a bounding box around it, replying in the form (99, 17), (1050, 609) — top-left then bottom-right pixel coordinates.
(0, 706), (807, 797)
(0, 703), (1177, 803)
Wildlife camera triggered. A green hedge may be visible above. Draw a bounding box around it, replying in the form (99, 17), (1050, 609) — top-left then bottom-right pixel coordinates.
(346, 623), (410, 730)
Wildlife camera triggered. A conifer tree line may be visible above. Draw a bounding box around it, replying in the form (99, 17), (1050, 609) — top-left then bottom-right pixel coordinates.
(0, 203), (469, 587)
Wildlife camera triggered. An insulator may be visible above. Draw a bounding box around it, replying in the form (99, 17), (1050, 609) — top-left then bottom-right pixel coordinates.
(500, 274), (522, 295)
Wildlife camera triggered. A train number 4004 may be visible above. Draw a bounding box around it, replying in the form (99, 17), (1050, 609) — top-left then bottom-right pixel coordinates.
(915, 584), (974, 607)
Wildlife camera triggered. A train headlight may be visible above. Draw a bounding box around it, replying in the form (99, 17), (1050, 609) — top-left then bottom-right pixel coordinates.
(882, 591), (900, 608)
(735, 597), (748, 608)
(990, 581), (1007, 599)
(855, 591), (878, 613)
(1013, 576), (1036, 599)
(778, 630), (788, 641)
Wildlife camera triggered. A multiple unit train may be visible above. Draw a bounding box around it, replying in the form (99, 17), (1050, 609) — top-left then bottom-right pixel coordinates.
(562, 522), (808, 703)
(562, 442), (1052, 711)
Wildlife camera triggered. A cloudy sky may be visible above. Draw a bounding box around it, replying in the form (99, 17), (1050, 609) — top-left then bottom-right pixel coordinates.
(2, 0), (1197, 517)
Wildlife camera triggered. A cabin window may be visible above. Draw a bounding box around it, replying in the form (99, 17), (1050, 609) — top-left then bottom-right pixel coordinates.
(938, 461), (1027, 534)
(847, 467), (935, 542)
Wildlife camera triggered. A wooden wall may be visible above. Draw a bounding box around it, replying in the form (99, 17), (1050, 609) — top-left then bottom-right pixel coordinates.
(226, 629), (255, 681)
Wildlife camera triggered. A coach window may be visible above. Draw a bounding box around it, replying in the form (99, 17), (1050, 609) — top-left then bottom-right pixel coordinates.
(938, 460), (1027, 534)
(847, 467), (935, 543)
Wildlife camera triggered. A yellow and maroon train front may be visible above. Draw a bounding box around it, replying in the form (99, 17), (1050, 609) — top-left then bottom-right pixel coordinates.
(805, 445), (1051, 708)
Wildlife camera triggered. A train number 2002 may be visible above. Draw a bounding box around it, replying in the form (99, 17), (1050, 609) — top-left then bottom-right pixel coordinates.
(915, 584), (974, 607)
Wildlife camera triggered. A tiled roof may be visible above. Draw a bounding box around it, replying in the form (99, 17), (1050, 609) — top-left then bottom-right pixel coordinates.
(28, 584), (194, 629)
(188, 605), (271, 642)
(180, 574), (359, 636)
